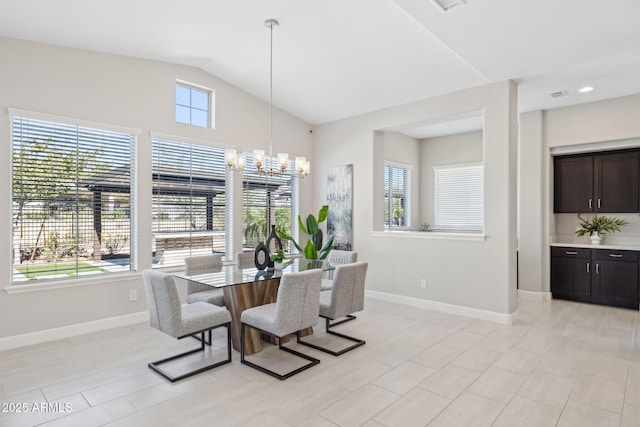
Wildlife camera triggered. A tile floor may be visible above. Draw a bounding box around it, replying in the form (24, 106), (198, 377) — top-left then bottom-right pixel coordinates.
(0, 298), (639, 427)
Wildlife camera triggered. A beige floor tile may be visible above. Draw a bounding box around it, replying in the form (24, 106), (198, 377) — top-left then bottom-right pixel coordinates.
(372, 361), (435, 395)
(411, 344), (462, 369)
(557, 400), (621, 427)
(374, 389), (450, 427)
(299, 416), (350, 427)
(536, 349), (583, 378)
(38, 406), (112, 427)
(581, 353), (629, 382)
(461, 319), (499, 336)
(493, 348), (541, 375)
(517, 370), (575, 409)
(450, 346), (502, 372)
(621, 403), (640, 427)
(430, 391), (504, 427)
(474, 331), (522, 353)
(467, 367), (527, 404)
(319, 384), (398, 427)
(438, 331), (483, 350)
(418, 363), (480, 399)
(492, 396), (561, 427)
(515, 330), (557, 355)
(570, 373), (626, 413)
(627, 362), (640, 404)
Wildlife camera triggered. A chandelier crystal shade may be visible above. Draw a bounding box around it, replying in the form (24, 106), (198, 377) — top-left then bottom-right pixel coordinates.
(225, 19), (310, 178)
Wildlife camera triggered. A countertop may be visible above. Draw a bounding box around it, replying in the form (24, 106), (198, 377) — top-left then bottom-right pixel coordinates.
(551, 242), (640, 251)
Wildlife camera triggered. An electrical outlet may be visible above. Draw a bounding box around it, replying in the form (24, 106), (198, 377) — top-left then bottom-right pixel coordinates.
(420, 279), (427, 289)
(129, 290), (138, 301)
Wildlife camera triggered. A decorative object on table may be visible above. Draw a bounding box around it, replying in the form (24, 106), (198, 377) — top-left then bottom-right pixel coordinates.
(265, 224), (283, 269)
(277, 205), (334, 260)
(269, 248), (285, 270)
(419, 223), (432, 232)
(253, 241), (269, 270)
(575, 213), (628, 245)
(224, 19), (310, 178)
(327, 164), (353, 250)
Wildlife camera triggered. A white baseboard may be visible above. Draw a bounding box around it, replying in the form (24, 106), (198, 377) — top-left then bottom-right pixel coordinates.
(517, 290), (552, 301)
(366, 290), (519, 325)
(0, 311), (148, 352)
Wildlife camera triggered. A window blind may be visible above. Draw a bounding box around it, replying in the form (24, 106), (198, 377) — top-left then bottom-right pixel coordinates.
(384, 163), (410, 228)
(242, 153), (296, 252)
(151, 138), (227, 268)
(434, 163), (484, 233)
(11, 115), (134, 283)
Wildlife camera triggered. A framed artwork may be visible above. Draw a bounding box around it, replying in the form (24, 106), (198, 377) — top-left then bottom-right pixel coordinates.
(327, 164), (353, 250)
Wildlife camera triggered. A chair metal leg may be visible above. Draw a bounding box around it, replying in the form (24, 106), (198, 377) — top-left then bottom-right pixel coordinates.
(241, 323), (320, 380)
(149, 323), (232, 382)
(191, 329), (212, 346)
(297, 316), (365, 356)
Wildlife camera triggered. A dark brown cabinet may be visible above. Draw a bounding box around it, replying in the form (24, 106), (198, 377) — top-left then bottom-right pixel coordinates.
(554, 150), (639, 213)
(551, 246), (639, 309)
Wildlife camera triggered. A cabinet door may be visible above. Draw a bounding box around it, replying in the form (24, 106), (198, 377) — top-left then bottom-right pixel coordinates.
(592, 250), (639, 309)
(551, 251), (591, 299)
(594, 151), (639, 212)
(554, 155), (594, 213)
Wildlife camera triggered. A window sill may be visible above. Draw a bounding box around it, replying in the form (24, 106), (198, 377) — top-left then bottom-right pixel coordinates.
(371, 230), (486, 241)
(4, 271), (141, 294)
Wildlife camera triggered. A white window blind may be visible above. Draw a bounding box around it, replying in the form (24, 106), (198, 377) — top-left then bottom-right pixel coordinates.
(11, 115), (134, 283)
(434, 163), (484, 233)
(242, 153), (297, 253)
(151, 138), (227, 268)
(384, 163), (410, 228)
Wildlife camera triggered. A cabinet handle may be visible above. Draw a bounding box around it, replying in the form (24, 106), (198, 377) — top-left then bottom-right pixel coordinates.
(565, 251), (578, 255)
(586, 262), (590, 273)
(588, 199), (592, 209)
(609, 254), (623, 258)
(597, 199), (601, 209)
(596, 263), (599, 274)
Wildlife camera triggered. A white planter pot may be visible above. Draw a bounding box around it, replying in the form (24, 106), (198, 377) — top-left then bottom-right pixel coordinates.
(590, 232), (602, 245)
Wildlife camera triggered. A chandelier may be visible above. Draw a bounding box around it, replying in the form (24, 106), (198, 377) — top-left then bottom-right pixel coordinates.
(225, 19), (310, 178)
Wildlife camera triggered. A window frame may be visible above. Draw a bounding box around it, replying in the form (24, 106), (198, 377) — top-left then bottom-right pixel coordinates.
(175, 81), (214, 129)
(9, 110), (138, 286)
(383, 161), (411, 229)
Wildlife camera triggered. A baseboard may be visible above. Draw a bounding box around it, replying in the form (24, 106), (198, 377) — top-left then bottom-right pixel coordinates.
(517, 290), (552, 301)
(366, 290), (518, 325)
(0, 311), (148, 352)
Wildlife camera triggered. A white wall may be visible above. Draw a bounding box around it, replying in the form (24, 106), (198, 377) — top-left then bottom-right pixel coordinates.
(420, 130), (483, 227)
(0, 37), (313, 339)
(312, 81), (518, 320)
(518, 93), (640, 295)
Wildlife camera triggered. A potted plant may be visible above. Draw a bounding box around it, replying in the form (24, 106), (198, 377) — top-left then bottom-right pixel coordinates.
(575, 213), (628, 244)
(269, 248), (286, 270)
(277, 205), (334, 260)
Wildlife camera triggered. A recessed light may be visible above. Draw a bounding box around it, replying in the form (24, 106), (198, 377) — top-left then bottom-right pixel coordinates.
(579, 86), (595, 93)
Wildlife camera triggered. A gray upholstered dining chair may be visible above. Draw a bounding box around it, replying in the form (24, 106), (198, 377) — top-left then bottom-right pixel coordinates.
(323, 250), (358, 289)
(184, 254), (225, 307)
(235, 251), (255, 269)
(299, 262), (368, 356)
(240, 269), (323, 380)
(142, 270), (232, 382)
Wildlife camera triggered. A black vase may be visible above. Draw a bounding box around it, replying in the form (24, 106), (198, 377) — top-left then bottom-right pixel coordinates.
(264, 225), (283, 269)
(254, 242), (269, 270)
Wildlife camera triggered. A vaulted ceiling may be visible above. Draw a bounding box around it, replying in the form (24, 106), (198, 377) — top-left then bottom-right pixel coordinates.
(1, 0), (639, 125)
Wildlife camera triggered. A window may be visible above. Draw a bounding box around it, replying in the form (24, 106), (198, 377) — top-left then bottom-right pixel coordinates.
(175, 82), (212, 128)
(434, 163), (484, 233)
(384, 163), (410, 228)
(152, 138), (227, 268)
(242, 153), (297, 253)
(11, 115), (134, 283)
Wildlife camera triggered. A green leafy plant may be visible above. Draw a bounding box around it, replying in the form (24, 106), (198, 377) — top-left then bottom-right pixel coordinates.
(277, 205), (334, 260)
(269, 248), (285, 263)
(575, 213), (628, 237)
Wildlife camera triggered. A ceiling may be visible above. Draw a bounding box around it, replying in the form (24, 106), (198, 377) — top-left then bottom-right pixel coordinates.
(1, 0), (639, 125)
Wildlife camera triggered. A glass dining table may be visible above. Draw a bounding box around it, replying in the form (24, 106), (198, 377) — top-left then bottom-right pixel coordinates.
(173, 258), (333, 355)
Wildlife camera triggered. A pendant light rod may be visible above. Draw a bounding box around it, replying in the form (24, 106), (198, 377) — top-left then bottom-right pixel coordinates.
(266, 19), (279, 171)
